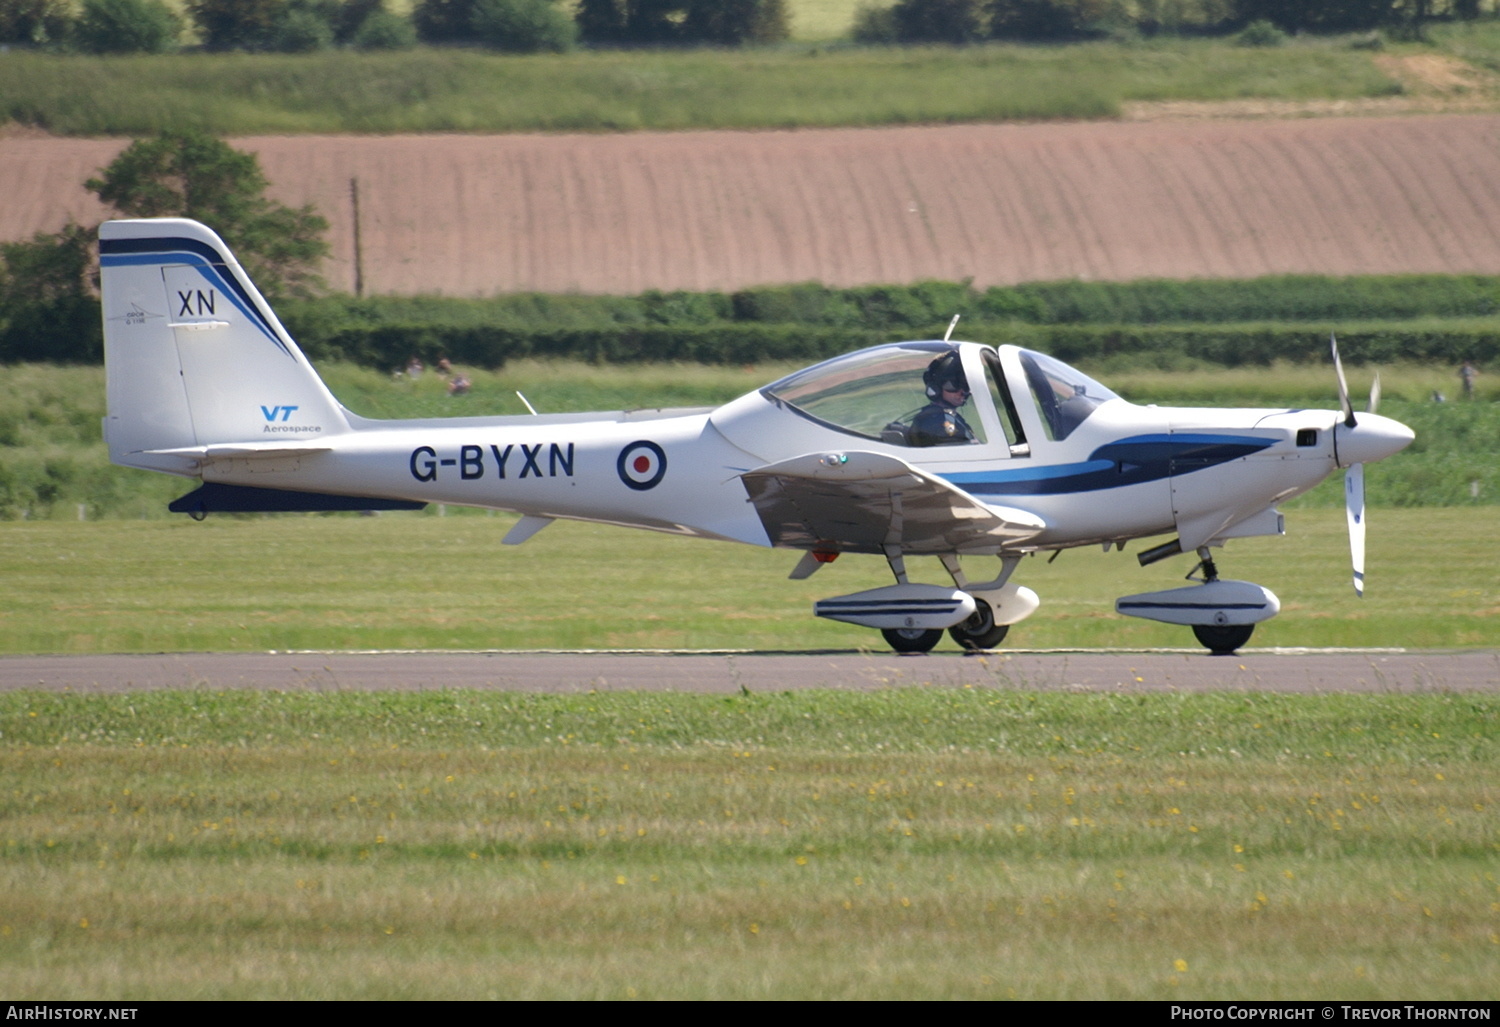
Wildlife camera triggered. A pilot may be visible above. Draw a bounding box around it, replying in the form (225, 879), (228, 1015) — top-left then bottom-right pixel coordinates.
(909, 350), (978, 446)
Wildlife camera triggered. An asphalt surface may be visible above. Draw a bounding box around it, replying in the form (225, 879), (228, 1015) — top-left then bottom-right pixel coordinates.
(1, 649), (1496, 694)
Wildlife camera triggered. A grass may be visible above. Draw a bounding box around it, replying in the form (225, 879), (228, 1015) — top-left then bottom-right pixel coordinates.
(0, 505), (1495, 653)
(1, 689), (1495, 999)
(0, 37), (1404, 136)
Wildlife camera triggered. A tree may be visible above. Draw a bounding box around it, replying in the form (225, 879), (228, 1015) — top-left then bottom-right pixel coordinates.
(577, 0), (787, 46)
(412, 0), (476, 41)
(851, 2), (900, 43)
(329, 0), (388, 43)
(86, 133), (329, 300)
(1231, 0), (1394, 32)
(73, 0), (181, 54)
(0, 222), (100, 362)
(681, 0), (788, 45)
(471, 0), (576, 52)
(575, 0), (627, 43)
(986, 0), (1110, 40)
(186, 0), (285, 50)
(0, 0), (70, 45)
(891, 0), (982, 43)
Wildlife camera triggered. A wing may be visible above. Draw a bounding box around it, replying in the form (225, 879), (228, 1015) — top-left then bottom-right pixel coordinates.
(740, 451), (1045, 555)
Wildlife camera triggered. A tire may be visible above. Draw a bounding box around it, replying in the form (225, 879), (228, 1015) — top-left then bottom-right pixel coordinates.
(948, 599), (1010, 651)
(881, 627), (944, 653)
(1192, 623), (1254, 655)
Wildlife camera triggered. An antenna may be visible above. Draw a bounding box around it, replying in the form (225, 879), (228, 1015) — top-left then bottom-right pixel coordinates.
(942, 314), (960, 343)
(516, 391), (539, 415)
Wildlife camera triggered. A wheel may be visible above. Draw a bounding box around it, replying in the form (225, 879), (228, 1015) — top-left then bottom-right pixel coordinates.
(948, 599), (1010, 651)
(1192, 623), (1254, 655)
(881, 627), (944, 653)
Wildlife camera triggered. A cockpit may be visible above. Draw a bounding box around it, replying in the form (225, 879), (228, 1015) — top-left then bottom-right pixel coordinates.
(759, 341), (1120, 455)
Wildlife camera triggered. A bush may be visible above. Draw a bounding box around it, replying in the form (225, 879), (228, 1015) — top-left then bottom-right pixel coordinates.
(470, 0), (576, 52)
(72, 0), (181, 54)
(352, 7), (415, 48)
(273, 6), (336, 51)
(1234, 17), (1285, 45)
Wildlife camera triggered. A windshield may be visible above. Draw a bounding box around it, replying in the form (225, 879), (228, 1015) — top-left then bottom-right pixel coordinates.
(762, 342), (988, 447)
(1017, 349), (1119, 441)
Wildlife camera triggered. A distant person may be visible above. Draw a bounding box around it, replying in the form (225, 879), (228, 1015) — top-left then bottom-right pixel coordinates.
(406, 356), (424, 378)
(447, 373), (471, 396)
(909, 350), (977, 447)
(1459, 360), (1478, 400)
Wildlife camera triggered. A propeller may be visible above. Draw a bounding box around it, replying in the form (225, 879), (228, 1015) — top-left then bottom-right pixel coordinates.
(1331, 333), (1383, 597)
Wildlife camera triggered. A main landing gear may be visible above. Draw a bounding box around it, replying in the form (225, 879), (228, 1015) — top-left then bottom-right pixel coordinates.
(874, 552), (1022, 654)
(948, 598), (1010, 651)
(878, 604), (1011, 654)
(881, 626), (945, 654)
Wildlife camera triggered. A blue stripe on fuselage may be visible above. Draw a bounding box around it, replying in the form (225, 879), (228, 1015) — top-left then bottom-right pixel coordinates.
(941, 433), (1274, 497)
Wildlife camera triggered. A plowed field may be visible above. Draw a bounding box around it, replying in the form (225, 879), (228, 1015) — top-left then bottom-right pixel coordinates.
(6, 113), (1500, 295)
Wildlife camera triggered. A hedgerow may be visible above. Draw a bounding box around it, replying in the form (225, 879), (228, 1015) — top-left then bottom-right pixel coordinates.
(9, 273), (1500, 369)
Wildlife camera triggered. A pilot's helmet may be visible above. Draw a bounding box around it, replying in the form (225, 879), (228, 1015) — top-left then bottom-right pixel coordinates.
(923, 349), (969, 401)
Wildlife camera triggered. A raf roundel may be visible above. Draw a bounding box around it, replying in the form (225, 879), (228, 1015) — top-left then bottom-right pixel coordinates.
(617, 440), (667, 491)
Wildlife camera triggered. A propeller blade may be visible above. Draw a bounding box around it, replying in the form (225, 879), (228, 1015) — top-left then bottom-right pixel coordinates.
(1331, 332), (1356, 428)
(1345, 461), (1366, 597)
(1368, 372), (1382, 415)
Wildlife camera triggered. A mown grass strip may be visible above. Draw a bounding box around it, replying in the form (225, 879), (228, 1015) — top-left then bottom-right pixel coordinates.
(1, 507), (1494, 653)
(1, 690), (1494, 999)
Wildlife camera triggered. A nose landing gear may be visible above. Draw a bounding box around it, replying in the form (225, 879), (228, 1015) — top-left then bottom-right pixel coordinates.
(1186, 551), (1254, 654)
(1116, 545), (1280, 655)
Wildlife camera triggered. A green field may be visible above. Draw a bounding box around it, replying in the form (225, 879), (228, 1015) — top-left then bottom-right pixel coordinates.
(2, 688), (1495, 999)
(0, 34), (1411, 136)
(4, 359), (1496, 522)
(2, 505), (1496, 653)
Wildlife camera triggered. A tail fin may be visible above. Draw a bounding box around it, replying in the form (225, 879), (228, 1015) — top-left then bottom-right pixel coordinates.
(100, 218), (349, 476)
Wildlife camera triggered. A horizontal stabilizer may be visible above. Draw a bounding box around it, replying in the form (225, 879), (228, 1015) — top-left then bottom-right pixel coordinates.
(169, 483), (425, 515)
(146, 443), (333, 460)
(741, 450), (1044, 555)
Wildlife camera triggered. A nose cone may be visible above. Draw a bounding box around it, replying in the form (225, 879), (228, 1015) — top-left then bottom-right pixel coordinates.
(1335, 412), (1415, 468)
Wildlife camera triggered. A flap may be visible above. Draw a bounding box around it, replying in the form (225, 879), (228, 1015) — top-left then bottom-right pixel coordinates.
(740, 451), (1045, 555)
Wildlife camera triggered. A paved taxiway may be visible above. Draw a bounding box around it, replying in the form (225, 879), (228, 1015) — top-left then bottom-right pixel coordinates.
(1, 649), (1496, 694)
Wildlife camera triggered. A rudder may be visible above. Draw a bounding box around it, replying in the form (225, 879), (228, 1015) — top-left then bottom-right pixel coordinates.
(100, 218), (348, 476)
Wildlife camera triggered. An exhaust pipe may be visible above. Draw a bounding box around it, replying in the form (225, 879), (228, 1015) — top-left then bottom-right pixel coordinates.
(1137, 538), (1182, 567)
